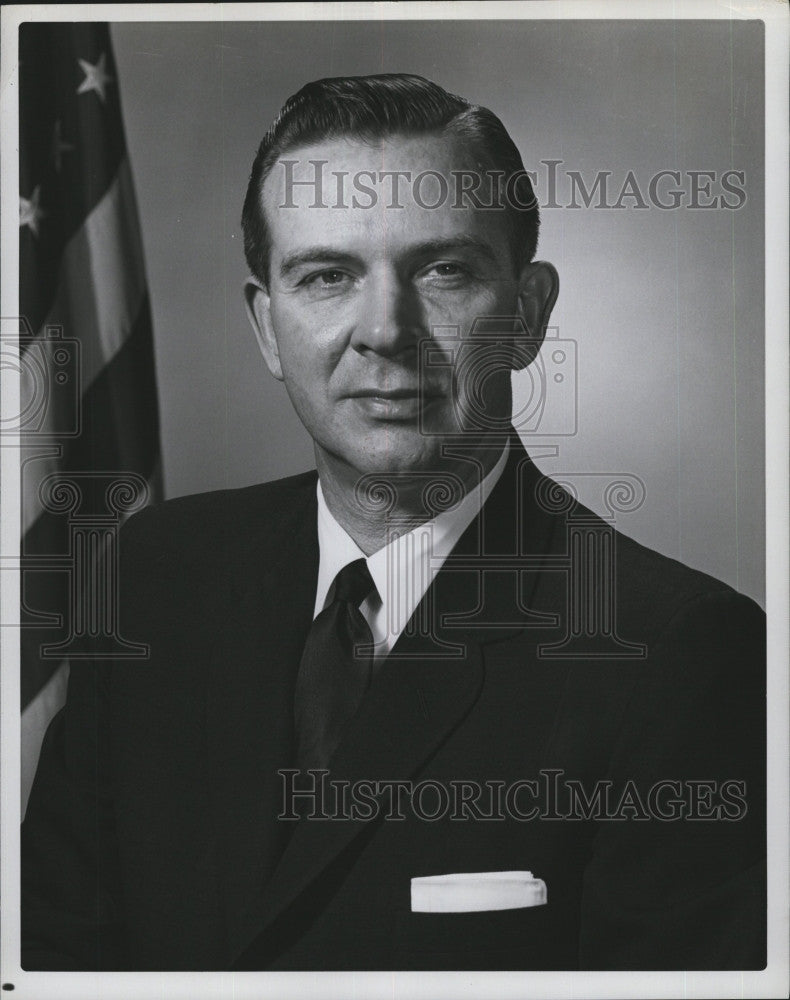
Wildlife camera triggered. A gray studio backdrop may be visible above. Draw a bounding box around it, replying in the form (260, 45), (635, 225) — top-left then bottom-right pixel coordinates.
(111, 19), (765, 607)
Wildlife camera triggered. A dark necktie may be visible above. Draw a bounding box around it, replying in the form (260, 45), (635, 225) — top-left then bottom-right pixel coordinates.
(294, 558), (376, 772)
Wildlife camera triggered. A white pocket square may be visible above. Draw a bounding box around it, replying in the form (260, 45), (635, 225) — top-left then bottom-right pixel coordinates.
(410, 870), (547, 913)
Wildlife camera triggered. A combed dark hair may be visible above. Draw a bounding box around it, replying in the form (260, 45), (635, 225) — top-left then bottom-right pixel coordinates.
(241, 74), (539, 284)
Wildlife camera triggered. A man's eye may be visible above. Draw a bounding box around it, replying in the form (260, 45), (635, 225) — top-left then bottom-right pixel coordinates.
(423, 262), (470, 283)
(307, 269), (349, 287)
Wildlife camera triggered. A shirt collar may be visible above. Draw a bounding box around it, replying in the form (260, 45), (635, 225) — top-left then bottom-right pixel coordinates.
(314, 441), (510, 618)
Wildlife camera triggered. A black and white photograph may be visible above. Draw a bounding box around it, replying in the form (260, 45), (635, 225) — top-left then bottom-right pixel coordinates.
(1, 3), (787, 998)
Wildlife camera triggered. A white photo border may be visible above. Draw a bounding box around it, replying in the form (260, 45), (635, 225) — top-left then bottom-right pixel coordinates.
(1, 3), (787, 998)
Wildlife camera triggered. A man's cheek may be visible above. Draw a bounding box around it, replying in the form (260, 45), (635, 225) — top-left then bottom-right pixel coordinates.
(279, 339), (324, 384)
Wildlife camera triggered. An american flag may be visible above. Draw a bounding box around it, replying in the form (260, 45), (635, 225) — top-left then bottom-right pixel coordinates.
(18, 23), (161, 813)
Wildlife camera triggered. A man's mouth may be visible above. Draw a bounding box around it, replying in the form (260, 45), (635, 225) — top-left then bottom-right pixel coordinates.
(348, 387), (444, 419)
(349, 386), (443, 400)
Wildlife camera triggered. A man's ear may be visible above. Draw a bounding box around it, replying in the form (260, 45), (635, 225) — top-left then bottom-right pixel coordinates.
(514, 261), (560, 369)
(244, 276), (284, 381)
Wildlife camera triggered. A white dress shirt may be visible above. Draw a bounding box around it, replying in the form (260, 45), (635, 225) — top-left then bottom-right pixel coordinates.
(314, 442), (510, 662)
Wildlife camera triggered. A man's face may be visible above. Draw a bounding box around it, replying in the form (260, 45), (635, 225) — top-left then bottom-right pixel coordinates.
(247, 132), (539, 480)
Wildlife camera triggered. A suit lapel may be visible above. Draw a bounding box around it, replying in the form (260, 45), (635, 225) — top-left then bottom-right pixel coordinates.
(204, 477), (319, 959)
(229, 434), (567, 968)
(437, 435), (564, 639)
(229, 632), (486, 966)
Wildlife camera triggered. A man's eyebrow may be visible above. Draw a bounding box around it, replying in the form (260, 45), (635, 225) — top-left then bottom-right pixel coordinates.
(405, 236), (501, 264)
(279, 248), (361, 279)
(278, 236), (502, 279)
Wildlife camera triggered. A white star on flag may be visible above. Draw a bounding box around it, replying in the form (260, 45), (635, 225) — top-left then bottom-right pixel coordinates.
(19, 185), (46, 237)
(77, 52), (113, 103)
(51, 120), (74, 171)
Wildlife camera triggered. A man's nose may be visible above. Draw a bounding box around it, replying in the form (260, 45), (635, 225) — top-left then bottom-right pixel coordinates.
(350, 271), (424, 357)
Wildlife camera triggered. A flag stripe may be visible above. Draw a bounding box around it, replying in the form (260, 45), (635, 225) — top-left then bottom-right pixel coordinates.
(21, 154), (144, 365)
(31, 155), (146, 366)
(20, 297), (159, 709)
(20, 295), (159, 545)
(21, 291), (157, 534)
(20, 23), (126, 340)
(20, 156), (148, 535)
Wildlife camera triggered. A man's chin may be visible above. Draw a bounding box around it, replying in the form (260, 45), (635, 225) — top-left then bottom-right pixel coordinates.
(351, 443), (448, 479)
(316, 418), (507, 487)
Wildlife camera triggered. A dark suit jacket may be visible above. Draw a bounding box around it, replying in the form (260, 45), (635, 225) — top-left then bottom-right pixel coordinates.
(22, 436), (766, 971)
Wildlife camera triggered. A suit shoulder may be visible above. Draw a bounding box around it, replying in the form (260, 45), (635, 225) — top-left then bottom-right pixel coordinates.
(545, 488), (764, 638)
(525, 461), (761, 627)
(614, 526), (733, 597)
(610, 522), (764, 640)
(120, 469), (318, 555)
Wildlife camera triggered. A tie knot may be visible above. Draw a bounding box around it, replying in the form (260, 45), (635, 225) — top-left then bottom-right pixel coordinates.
(333, 558), (375, 608)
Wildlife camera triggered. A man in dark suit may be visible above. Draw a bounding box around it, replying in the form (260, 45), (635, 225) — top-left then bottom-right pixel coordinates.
(22, 74), (766, 972)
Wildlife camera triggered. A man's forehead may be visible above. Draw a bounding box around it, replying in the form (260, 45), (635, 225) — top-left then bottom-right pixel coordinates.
(260, 131), (512, 261)
(265, 131), (481, 189)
